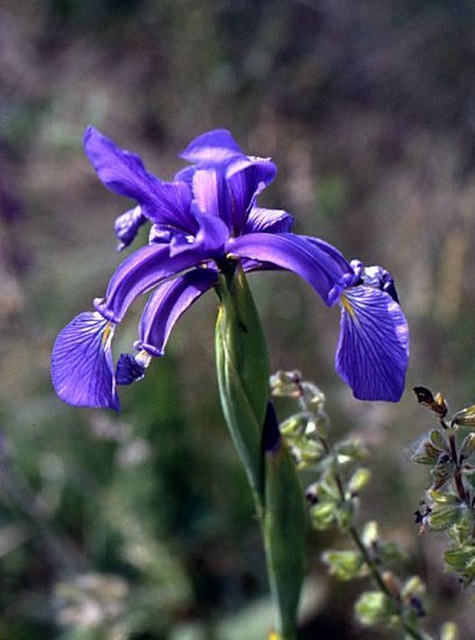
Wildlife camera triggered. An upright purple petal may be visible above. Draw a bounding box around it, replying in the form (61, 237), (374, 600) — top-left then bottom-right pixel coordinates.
(84, 126), (161, 203)
(84, 127), (197, 233)
(180, 129), (243, 164)
(224, 158), (277, 233)
(245, 207), (293, 234)
(335, 286), (409, 402)
(143, 180), (197, 232)
(51, 312), (119, 410)
(94, 243), (213, 323)
(192, 168), (224, 220)
(228, 233), (353, 305)
(138, 269), (218, 356)
(226, 154), (277, 194)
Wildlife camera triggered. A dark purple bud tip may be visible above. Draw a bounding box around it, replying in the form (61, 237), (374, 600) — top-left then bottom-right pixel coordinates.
(114, 206), (146, 251)
(263, 402), (281, 454)
(409, 596), (426, 618)
(116, 353), (146, 385)
(305, 484), (319, 506)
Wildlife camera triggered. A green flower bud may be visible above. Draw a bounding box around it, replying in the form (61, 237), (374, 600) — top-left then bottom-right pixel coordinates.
(322, 549), (367, 580)
(451, 403), (475, 429)
(215, 265), (269, 501)
(347, 467), (371, 495)
(355, 591), (396, 626)
(459, 433), (475, 462)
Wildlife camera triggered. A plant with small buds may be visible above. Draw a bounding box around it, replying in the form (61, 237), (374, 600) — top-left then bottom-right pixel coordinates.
(270, 371), (460, 640)
(413, 387), (475, 588)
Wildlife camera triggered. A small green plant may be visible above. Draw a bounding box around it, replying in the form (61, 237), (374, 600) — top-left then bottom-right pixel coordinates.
(270, 371), (462, 640)
(413, 387), (475, 588)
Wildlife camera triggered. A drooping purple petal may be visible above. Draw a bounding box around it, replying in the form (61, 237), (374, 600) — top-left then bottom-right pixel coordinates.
(228, 233), (353, 306)
(180, 129), (243, 164)
(335, 286), (409, 402)
(245, 207), (294, 234)
(138, 268), (218, 357)
(51, 312), (119, 410)
(94, 243), (213, 323)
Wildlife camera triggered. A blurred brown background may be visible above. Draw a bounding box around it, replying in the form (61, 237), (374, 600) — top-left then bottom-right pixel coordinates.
(1, 1), (475, 638)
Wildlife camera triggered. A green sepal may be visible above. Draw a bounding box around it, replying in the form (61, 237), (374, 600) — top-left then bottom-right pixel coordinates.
(310, 500), (338, 531)
(215, 264), (270, 502)
(451, 404), (475, 429)
(430, 461), (456, 491)
(334, 438), (369, 463)
(459, 433), (475, 462)
(444, 546), (475, 575)
(354, 590), (397, 627)
(347, 467), (371, 495)
(427, 504), (461, 531)
(412, 429), (448, 465)
(322, 549), (368, 581)
(264, 404), (306, 639)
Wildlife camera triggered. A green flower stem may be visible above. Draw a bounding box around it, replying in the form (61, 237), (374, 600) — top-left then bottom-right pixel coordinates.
(215, 265), (305, 639)
(264, 404), (306, 640)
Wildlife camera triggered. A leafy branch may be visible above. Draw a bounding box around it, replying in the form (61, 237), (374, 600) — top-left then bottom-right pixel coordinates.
(270, 371), (459, 640)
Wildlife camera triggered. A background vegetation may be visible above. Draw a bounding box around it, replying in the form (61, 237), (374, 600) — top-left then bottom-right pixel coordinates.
(1, 1), (475, 637)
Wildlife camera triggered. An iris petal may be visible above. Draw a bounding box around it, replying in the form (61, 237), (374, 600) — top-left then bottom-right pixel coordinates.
(228, 233), (352, 305)
(335, 286), (409, 402)
(225, 158), (277, 233)
(51, 312), (119, 410)
(138, 269), (218, 357)
(192, 168), (224, 219)
(94, 243), (211, 323)
(116, 353), (146, 385)
(180, 129), (243, 164)
(84, 127), (196, 232)
(245, 207), (293, 234)
(84, 126), (161, 203)
(114, 205), (147, 250)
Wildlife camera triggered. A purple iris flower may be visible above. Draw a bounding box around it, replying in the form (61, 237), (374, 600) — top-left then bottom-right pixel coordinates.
(51, 127), (409, 410)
